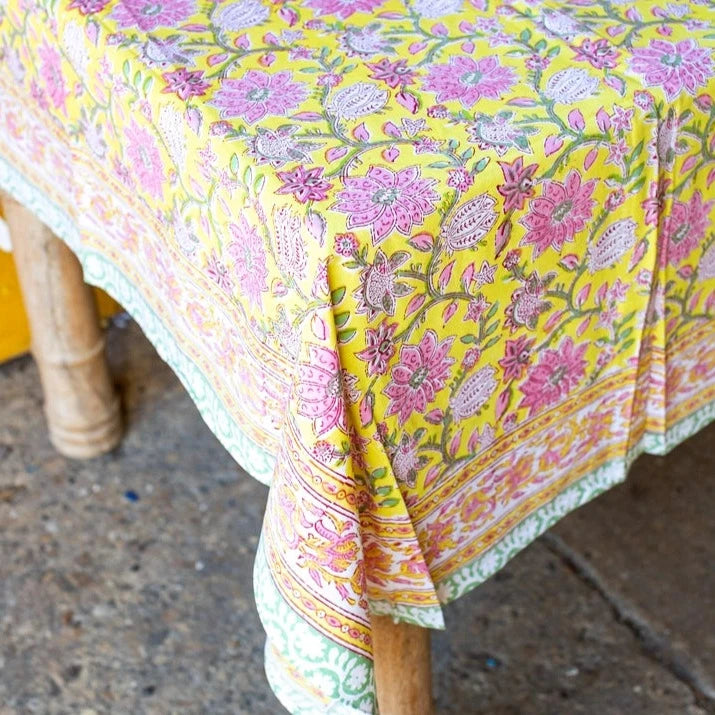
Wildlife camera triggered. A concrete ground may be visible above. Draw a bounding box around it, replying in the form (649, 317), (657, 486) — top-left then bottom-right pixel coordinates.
(0, 319), (713, 715)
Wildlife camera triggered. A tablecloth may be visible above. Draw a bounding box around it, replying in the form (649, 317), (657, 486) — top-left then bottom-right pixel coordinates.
(1, 1), (714, 712)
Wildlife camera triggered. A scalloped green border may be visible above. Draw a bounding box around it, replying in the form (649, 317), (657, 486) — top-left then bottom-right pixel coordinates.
(255, 540), (375, 714)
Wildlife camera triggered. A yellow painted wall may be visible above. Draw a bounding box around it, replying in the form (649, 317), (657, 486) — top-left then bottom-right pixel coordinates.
(0, 218), (119, 362)
(0, 248), (32, 360)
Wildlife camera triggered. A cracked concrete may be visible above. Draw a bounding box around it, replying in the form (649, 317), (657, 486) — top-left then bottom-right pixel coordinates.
(1, 320), (713, 715)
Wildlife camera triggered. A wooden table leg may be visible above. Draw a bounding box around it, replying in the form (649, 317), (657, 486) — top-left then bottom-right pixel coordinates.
(371, 614), (433, 715)
(1, 194), (121, 458)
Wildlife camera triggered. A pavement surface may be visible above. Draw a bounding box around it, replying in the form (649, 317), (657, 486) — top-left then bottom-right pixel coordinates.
(1, 320), (713, 715)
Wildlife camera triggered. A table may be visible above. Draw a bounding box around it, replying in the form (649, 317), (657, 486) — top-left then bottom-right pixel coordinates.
(1, 1), (714, 712)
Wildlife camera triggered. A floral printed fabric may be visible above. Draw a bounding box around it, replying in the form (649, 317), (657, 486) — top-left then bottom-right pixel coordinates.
(1, 0), (714, 712)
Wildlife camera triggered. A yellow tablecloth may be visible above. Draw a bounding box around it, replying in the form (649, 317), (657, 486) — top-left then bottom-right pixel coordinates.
(1, 1), (713, 711)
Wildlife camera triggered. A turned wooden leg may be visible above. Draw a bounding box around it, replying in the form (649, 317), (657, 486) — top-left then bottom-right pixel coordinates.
(1, 194), (121, 458)
(372, 615), (433, 715)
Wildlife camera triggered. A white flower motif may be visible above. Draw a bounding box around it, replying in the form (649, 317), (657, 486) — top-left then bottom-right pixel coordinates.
(589, 219), (637, 272)
(327, 83), (388, 120)
(544, 68), (599, 104)
(5, 46), (25, 83)
(542, 10), (583, 39)
(80, 118), (107, 159)
(339, 26), (392, 57)
(450, 366), (498, 421)
(413, 0), (462, 17)
(174, 214), (199, 258)
(665, 2), (691, 17)
(158, 105), (187, 168)
(345, 662), (369, 691)
(212, 0), (270, 32)
(62, 21), (90, 80)
(296, 628), (327, 660)
(273, 205), (307, 280)
(699, 244), (715, 281)
(474, 260), (497, 288)
(308, 670), (338, 698)
(441, 194), (498, 253)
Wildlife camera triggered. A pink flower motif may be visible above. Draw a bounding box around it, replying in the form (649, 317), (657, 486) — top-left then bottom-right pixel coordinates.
(525, 54), (550, 71)
(366, 58), (416, 88)
(611, 105), (633, 132)
(660, 191), (714, 266)
(464, 295), (490, 323)
(572, 38), (620, 70)
(605, 189), (625, 212)
(355, 249), (411, 319)
(598, 304), (618, 331)
(502, 249), (521, 271)
(447, 168), (474, 192)
(210, 120), (232, 136)
(312, 260), (329, 298)
(112, 158), (134, 189)
(206, 251), (233, 293)
(641, 178), (671, 226)
(356, 322), (398, 376)
(227, 216), (268, 307)
(488, 32), (513, 48)
(185, 301), (214, 336)
(497, 156), (538, 212)
(630, 39), (713, 101)
(385, 330), (455, 425)
(334, 232), (358, 257)
(289, 47), (312, 62)
(520, 170), (597, 257)
(391, 434), (421, 488)
(499, 335), (535, 382)
(604, 138), (628, 169)
(298, 346), (359, 436)
(519, 337), (588, 416)
(124, 120), (164, 200)
(423, 55), (517, 108)
(413, 137), (443, 154)
(462, 348), (481, 370)
(317, 73), (343, 87)
(162, 68), (210, 100)
(504, 271), (553, 332)
(312, 440), (336, 464)
(276, 166), (333, 203)
(306, 0), (386, 19)
(111, 0), (195, 31)
(634, 90), (655, 110)
(348, 428), (371, 470)
(427, 104), (449, 118)
(38, 42), (67, 112)
(68, 0), (109, 14)
(332, 166), (439, 245)
(608, 278), (629, 303)
(474, 260), (496, 288)
(211, 70), (308, 123)
(475, 15), (499, 32)
(30, 79), (50, 112)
